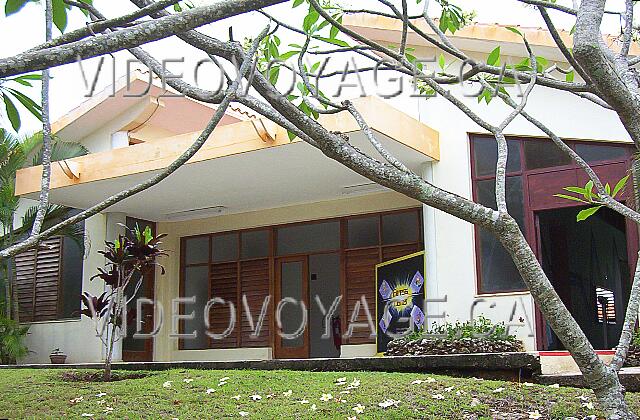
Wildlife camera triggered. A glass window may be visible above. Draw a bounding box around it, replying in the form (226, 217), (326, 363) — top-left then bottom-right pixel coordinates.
(472, 137), (521, 177)
(182, 265), (209, 350)
(184, 236), (209, 265)
(277, 221), (340, 255)
(575, 143), (628, 164)
(212, 233), (239, 262)
(382, 212), (420, 245)
(241, 230), (269, 259)
(59, 234), (84, 319)
(523, 139), (572, 170)
(475, 177), (527, 292)
(347, 216), (379, 248)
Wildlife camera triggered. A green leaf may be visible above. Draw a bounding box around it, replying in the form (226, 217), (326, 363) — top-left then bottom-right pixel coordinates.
(313, 36), (349, 47)
(5, 0), (30, 16)
(287, 130), (297, 141)
(577, 206), (602, 222)
(3, 94), (21, 131)
(487, 47), (501, 66)
(438, 53), (446, 71)
(605, 183), (611, 195)
(303, 9), (320, 32)
(563, 186), (586, 195)
(565, 70), (575, 83)
(52, 0), (68, 33)
(173, 4), (182, 12)
(330, 23), (339, 39)
(278, 50), (300, 60)
(6, 88), (43, 120)
(612, 175), (630, 198)
(554, 194), (589, 204)
(505, 26), (523, 37)
(584, 180), (594, 201)
(293, 0), (304, 7)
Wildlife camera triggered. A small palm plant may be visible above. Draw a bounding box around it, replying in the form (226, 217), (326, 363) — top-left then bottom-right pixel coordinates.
(81, 225), (166, 381)
(0, 128), (88, 321)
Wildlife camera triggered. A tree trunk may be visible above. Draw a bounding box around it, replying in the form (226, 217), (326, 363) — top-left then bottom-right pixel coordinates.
(496, 215), (635, 418)
(103, 323), (116, 382)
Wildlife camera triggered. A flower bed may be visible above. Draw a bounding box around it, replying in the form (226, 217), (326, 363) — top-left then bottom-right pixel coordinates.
(385, 317), (525, 356)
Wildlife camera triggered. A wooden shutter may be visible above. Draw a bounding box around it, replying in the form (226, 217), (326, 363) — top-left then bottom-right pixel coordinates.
(14, 237), (62, 322)
(344, 248), (379, 344)
(209, 262), (238, 348)
(382, 243), (421, 263)
(239, 259), (270, 347)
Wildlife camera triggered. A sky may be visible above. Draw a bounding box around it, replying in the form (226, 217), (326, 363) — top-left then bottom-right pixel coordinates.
(0, 0), (630, 135)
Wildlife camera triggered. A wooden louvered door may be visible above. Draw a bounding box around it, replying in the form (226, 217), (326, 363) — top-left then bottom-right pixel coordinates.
(14, 237), (63, 322)
(274, 256), (309, 359)
(240, 259), (271, 347)
(209, 262), (239, 348)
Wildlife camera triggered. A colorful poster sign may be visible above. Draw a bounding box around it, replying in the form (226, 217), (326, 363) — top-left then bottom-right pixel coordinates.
(375, 251), (426, 354)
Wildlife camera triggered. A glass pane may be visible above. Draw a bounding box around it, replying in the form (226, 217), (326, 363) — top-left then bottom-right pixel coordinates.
(382, 212), (420, 245)
(280, 261), (304, 348)
(212, 233), (239, 262)
(182, 265), (209, 349)
(277, 221), (340, 255)
(574, 143), (628, 164)
(472, 137), (521, 177)
(475, 177), (527, 292)
(347, 216), (379, 248)
(241, 230), (269, 259)
(523, 139), (572, 170)
(59, 233), (84, 319)
(185, 236), (209, 265)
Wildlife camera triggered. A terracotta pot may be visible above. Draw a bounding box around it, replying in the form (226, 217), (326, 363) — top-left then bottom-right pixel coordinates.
(50, 354), (67, 364)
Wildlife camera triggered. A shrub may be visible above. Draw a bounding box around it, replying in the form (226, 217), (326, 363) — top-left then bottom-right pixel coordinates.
(0, 311), (29, 364)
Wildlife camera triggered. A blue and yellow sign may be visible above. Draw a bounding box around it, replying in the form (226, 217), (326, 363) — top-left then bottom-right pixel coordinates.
(376, 251), (426, 354)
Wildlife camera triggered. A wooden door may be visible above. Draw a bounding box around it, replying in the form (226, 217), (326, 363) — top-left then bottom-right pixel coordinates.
(274, 256), (309, 359)
(122, 217), (156, 362)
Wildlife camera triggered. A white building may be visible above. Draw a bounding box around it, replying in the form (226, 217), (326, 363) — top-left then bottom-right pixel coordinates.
(12, 16), (637, 364)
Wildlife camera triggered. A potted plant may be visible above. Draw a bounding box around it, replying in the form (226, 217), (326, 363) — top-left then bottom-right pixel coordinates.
(49, 348), (67, 364)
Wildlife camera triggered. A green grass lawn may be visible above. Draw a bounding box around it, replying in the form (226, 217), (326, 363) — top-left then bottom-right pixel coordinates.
(0, 369), (638, 419)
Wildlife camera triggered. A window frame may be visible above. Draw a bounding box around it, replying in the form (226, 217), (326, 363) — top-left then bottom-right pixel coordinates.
(470, 134), (633, 295)
(179, 208), (423, 350)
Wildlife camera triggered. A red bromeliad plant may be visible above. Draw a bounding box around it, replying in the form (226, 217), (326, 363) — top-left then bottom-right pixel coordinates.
(81, 225), (166, 381)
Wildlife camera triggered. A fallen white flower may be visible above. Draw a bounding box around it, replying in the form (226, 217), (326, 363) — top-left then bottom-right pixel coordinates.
(432, 394), (445, 400)
(206, 388), (216, 395)
(528, 410), (542, 419)
(95, 393), (107, 398)
(231, 395), (241, 400)
(220, 377), (230, 381)
(310, 404), (317, 411)
(492, 387), (505, 393)
(577, 395), (590, 402)
(443, 386), (454, 392)
(80, 414), (94, 418)
(250, 394), (262, 401)
(336, 377), (347, 383)
(239, 411), (249, 417)
(183, 379), (194, 384)
(96, 400), (106, 405)
(455, 390), (464, 396)
(411, 379), (425, 385)
(70, 396), (84, 404)
(283, 390), (293, 397)
(320, 393), (333, 402)
(347, 417), (357, 420)
(103, 407), (114, 413)
(266, 394), (275, 399)
(162, 381), (172, 388)
(299, 399), (309, 404)
(522, 382), (535, 387)
(353, 403), (365, 414)
(425, 377), (436, 383)
(582, 402), (595, 410)
(548, 383), (560, 388)
(378, 399), (400, 409)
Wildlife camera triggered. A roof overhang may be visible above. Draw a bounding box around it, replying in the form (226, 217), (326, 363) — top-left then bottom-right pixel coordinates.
(343, 14), (640, 62)
(15, 96), (439, 221)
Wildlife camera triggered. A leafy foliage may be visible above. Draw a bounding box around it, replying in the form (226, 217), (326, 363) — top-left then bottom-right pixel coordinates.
(4, 0), (94, 33)
(0, 309), (29, 364)
(406, 316), (518, 342)
(0, 74), (42, 132)
(555, 175), (629, 221)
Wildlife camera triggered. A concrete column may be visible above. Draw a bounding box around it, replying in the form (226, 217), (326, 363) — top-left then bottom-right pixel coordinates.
(421, 162), (443, 328)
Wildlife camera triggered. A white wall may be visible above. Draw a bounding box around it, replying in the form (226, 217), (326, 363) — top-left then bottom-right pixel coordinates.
(20, 214), (107, 364)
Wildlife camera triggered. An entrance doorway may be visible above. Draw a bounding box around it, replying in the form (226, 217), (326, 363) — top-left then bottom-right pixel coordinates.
(537, 206), (631, 350)
(122, 217), (156, 362)
(274, 253), (342, 359)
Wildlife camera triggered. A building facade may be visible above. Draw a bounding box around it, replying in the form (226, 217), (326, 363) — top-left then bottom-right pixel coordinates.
(12, 17), (639, 364)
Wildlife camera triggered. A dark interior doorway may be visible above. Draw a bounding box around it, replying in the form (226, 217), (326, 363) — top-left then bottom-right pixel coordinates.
(537, 206), (630, 350)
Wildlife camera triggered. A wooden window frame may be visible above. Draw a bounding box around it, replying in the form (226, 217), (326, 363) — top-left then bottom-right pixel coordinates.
(470, 134), (634, 295)
(179, 208), (424, 350)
